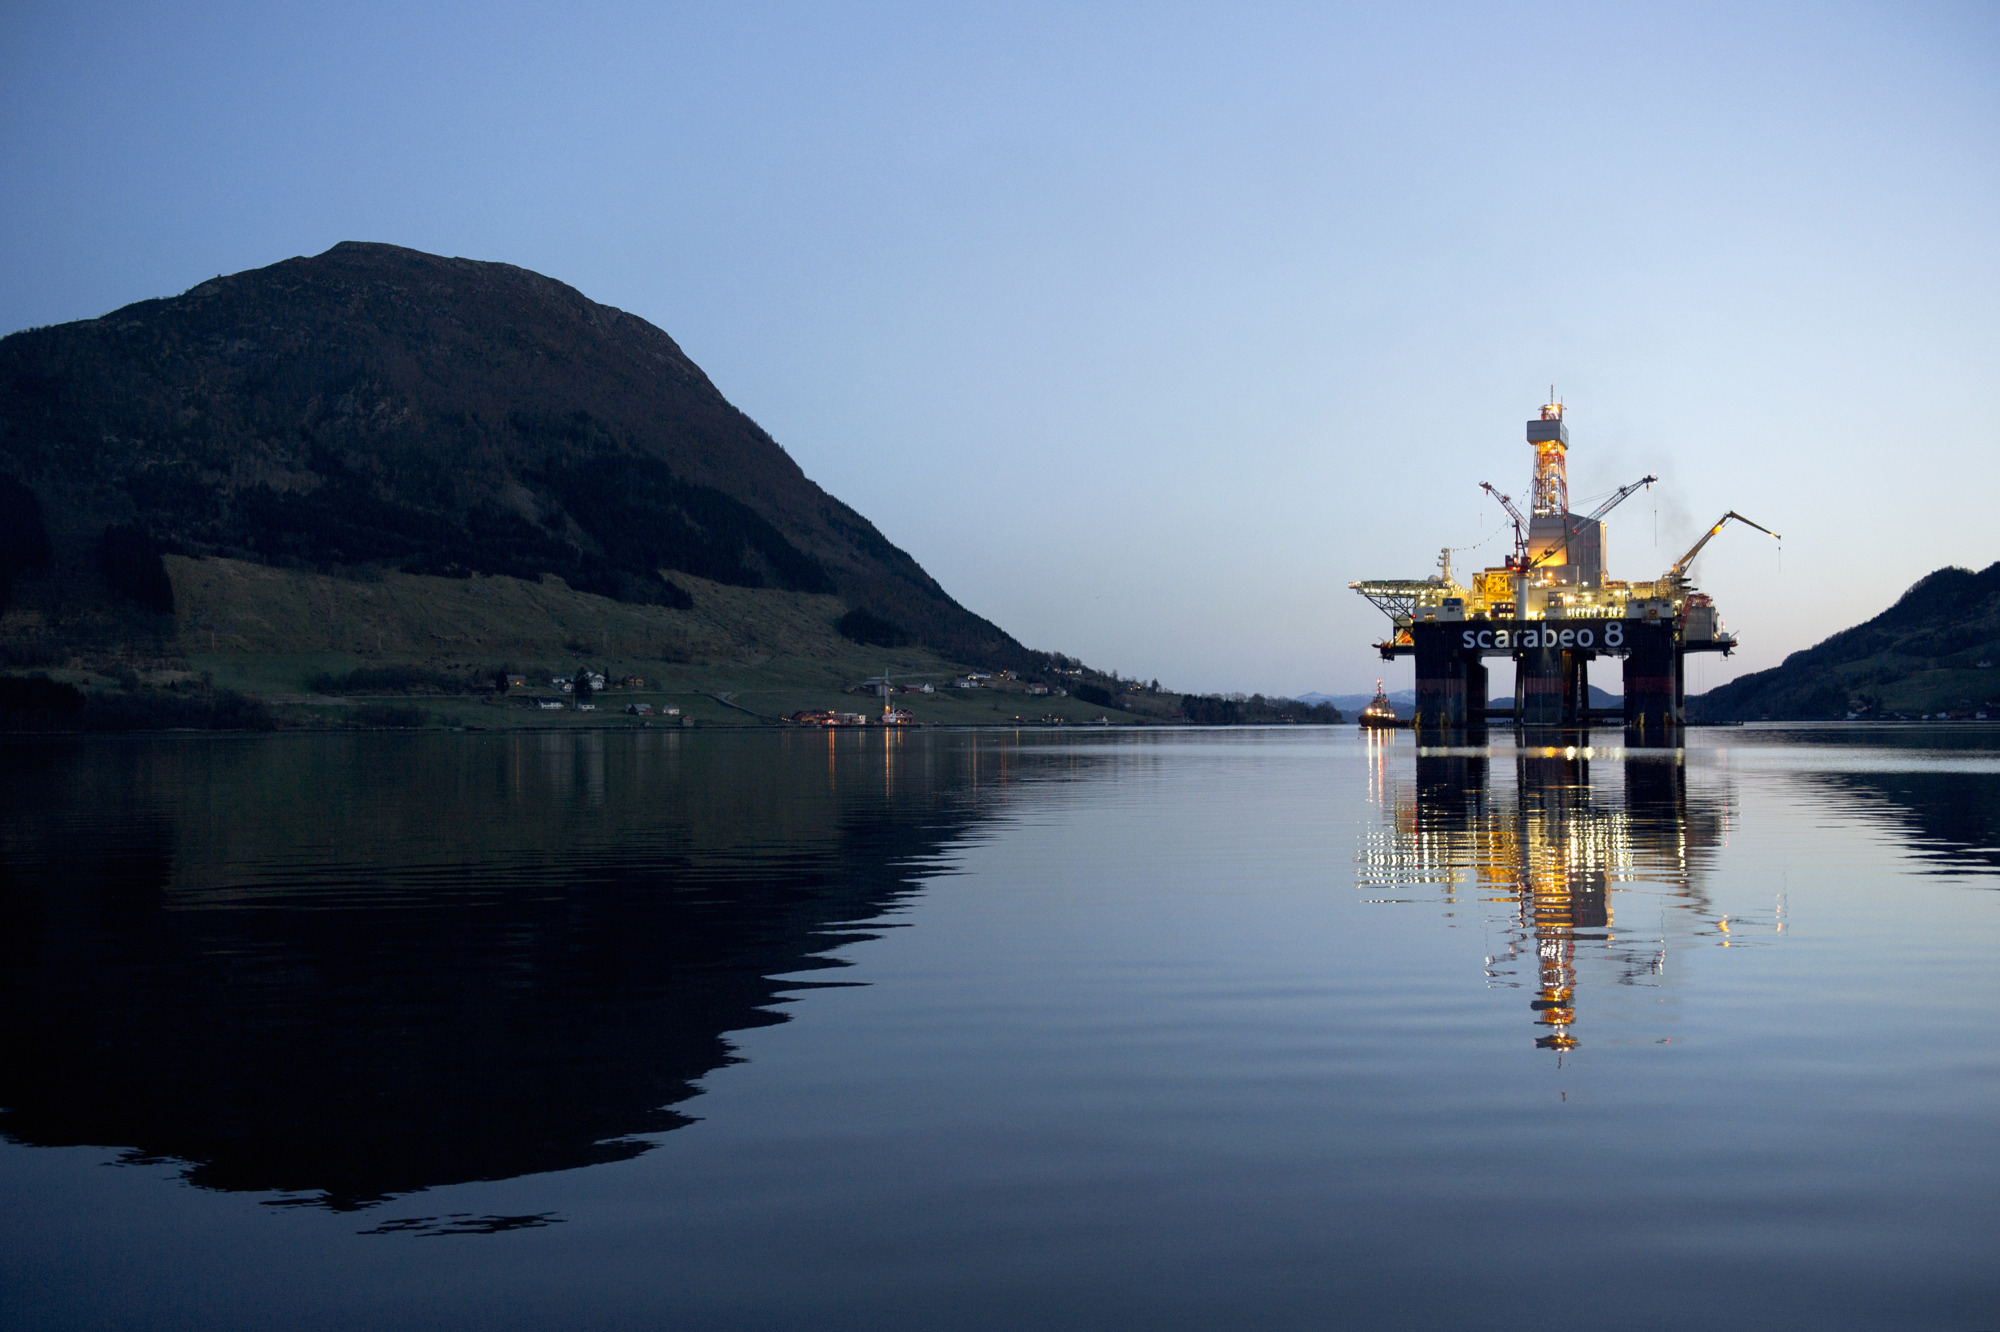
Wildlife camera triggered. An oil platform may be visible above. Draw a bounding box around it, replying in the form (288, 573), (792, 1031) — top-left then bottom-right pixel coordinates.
(1351, 397), (1777, 736)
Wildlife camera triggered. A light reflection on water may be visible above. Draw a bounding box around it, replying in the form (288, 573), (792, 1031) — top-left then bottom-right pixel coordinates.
(1359, 734), (1771, 1052)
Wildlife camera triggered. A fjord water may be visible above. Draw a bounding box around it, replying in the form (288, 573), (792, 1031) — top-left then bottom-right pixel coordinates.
(3, 727), (1996, 1329)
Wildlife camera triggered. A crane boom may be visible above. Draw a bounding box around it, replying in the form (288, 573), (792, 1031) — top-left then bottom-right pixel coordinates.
(1669, 511), (1780, 582)
(1480, 482), (1529, 563)
(1583, 474), (1659, 523)
(1526, 473), (1658, 569)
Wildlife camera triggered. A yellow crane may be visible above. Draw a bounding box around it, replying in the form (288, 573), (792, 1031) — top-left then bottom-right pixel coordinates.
(1665, 512), (1780, 593)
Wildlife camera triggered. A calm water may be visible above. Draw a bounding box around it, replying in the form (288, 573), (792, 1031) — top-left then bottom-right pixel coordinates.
(3, 725), (1997, 1329)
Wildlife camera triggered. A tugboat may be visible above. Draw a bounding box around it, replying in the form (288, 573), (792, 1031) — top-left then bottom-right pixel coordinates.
(1359, 679), (1408, 730)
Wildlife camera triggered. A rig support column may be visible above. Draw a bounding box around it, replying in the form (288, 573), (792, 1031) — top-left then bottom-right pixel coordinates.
(1622, 621), (1681, 737)
(1516, 641), (1559, 725)
(1516, 641), (1586, 727)
(1412, 625), (1469, 731)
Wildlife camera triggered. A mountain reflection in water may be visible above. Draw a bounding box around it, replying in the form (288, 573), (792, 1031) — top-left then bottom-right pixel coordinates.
(0, 730), (1061, 1210)
(1359, 733), (1762, 1052)
(1815, 769), (2000, 876)
(1725, 724), (2000, 879)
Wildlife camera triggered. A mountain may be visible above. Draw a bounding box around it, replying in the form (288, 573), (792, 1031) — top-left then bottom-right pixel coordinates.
(0, 242), (1023, 666)
(1302, 684), (1620, 720)
(1687, 563), (2000, 720)
(1303, 689), (1415, 714)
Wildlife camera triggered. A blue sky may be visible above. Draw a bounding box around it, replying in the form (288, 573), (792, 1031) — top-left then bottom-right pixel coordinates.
(4, 2), (1995, 694)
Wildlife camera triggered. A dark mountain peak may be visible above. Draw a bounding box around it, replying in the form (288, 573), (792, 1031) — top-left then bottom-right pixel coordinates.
(0, 243), (1022, 664)
(1689, 559), (2000, 720)
(92, 239), (720, 411)
(1877, 563), (2000, 631)
(1776, 560), (2000, 673)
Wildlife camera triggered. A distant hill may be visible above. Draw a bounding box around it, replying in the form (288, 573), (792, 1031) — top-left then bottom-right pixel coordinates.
(1304, 689), (1415, 715)
(1303, 684), (1619, 720)
(1688, 563), (2000, 720)
(0, 242), (1024, 666)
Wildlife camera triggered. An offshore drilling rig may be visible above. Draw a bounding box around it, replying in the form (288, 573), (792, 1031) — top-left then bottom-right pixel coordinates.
(1351, 397), (1778, 736)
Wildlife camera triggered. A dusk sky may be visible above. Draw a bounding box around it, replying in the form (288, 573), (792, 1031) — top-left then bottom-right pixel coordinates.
(4, 2), (1995, 695)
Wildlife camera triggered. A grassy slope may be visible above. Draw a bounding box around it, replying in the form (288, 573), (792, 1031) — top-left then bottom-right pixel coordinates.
(168, 556), (851, 667)
(155, 556), (1154, 728)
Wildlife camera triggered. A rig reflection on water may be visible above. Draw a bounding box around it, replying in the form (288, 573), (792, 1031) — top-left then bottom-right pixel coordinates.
(1359, 729), (1777, 1052)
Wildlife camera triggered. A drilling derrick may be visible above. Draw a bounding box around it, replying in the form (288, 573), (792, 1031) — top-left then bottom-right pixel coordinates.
(1528, 398), (1569, 518)
(1349, 396), (1777, 739)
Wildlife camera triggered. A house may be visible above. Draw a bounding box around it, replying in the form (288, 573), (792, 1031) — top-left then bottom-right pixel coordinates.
(624, 677), (646, 689)
(1027, 684), (1049, 696)
(625, 703), (653, 715)
(505, 674), (528, 688)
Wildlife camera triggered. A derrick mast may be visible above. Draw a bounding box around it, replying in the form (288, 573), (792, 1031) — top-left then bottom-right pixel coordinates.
(1523, 396), (1606, 594)
(1528, 396), (1568, 518)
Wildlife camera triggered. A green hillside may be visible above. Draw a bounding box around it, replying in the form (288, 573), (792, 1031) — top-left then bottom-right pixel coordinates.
(1688, 562), (2000, 720)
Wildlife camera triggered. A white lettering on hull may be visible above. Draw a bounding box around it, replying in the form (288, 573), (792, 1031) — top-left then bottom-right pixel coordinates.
(1449, 621), (1626, 652)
